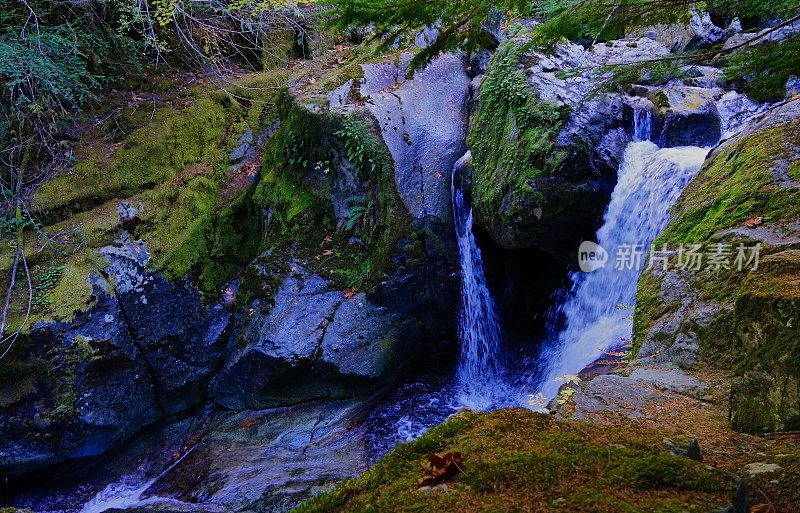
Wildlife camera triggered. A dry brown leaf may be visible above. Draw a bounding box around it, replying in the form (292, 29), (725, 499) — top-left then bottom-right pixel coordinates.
(343, 287), (358, 300)
(240, 418), (258, 428)
(745, 215), (763, 228)
(417, 452), (464, 487)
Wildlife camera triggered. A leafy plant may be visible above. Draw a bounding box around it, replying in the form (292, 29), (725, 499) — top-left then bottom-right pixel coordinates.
(345, 195), (376, 232)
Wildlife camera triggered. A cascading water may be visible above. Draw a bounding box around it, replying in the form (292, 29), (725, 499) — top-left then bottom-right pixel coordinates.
(535, 108), (710, 399)
(451, 152), (510, 409)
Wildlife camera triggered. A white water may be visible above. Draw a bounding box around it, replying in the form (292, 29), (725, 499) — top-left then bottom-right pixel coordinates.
(536, 110), (709, 399)
(79, 448), (197, 513)
(451, 159), (513, 410)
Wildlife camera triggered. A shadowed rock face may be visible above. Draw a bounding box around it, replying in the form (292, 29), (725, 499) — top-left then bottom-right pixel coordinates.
(211, 264), (424, 410)
(0, 238), (230, 478)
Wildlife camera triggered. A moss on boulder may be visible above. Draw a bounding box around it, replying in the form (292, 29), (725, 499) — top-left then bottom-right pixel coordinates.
(294, 408), (741, 513)
(633, 101), (800, 433)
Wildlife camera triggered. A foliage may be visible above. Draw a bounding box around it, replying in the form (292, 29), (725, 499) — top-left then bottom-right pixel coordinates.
(724, 34), (800, 102)
(328, 0), (533, 70)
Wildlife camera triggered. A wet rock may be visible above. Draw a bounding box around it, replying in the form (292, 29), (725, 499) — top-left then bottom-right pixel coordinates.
(211, 265), (423, 410)
(562, 374), (659, 420)
(0, 276), (159, 477)
(230, 129), (254, 163)
(649, 86), (722, 147)
(101, 239), (230, 415)
(141, 400), (368, 513)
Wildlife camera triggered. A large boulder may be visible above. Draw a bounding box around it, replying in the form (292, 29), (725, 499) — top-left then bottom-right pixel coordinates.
(211, 264), (424, 410)
(633, 100), (800, 433)
(468, 34), (671, 261)
(327, 53), (466, 342)
(0, 232), (230, 479)
(100, 238), (230, 414)
(0, 276), (160, 477)
(647, 86), (723, 147)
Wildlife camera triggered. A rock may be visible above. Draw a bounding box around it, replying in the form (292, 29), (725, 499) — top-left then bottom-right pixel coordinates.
(629, 368), (710, 399)
(663, 436), (703, 461)
(328, 52), (463, 336)
(100, 239), (230, 415)
(688, 9), (725, 48)
(562, 374), (659, 420)
(649, 86), (722, 147)
(468, 35), (670, 261)
(786, 76), (800, 98)
(632, 100), (800, 433)
(0, 228), (231, 479)
(359, 53), (469, 223)
(140, 400), (368, 513)
(230, 129), (254, 163)
(723, 19), (800, 50)
(725, 17), (743, 38)
(628, 23), (695, 52)
(0, 276), (159, 477)
(211, 265), (423, 410)
(745, 462), (782, 475)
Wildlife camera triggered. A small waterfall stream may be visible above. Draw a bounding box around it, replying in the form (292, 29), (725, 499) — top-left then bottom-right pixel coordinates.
(451, 156), (510, 409)
(535, 108), (710, 398)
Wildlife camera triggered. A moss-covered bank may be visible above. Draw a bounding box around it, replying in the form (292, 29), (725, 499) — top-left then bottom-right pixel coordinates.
(294, 408), (740, 513)
(633, 105), (800, 433)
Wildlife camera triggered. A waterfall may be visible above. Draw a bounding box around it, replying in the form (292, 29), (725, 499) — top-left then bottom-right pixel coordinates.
(535, 108), (709, 399)
(451, 152), (509, 409)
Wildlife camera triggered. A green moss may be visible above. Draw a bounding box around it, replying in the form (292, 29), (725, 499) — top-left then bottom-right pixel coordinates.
(650, 90), (671, 112)
(251, 90), (411, 293)
(46, 334), (100, 422)
(35, 96), (233, 220)
(468, 39), (568, 236)
(633, 115), (800, 433)
(48, 254), (105, 320)
(631, 271), (667, 353)
(294, 409), (737, 513)
(789, 161), (800, 180)
(657, 121), (800, 245)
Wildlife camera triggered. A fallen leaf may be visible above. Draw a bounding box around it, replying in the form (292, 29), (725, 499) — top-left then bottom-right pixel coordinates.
(240, 418), (258, 428)
(343, 287), (358, 300)
(417, 452), (464, 487)
(745, 215), (763, 228)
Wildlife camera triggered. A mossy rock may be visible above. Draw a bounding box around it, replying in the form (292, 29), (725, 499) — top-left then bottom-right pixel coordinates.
(294, 408), (742, 513)
(468, 38), (624, 262)
(633, 102), (800, 433)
